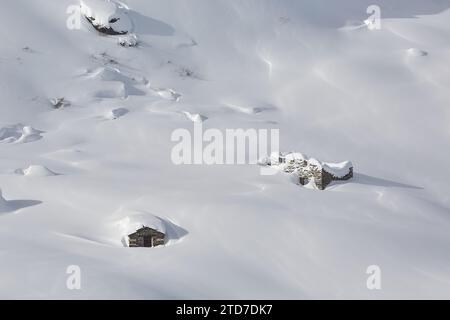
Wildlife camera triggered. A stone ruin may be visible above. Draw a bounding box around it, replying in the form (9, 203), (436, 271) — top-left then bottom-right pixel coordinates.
(268, 152), (353, 190)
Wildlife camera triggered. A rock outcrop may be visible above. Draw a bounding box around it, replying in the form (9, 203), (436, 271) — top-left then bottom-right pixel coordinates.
(80, 0), (132, 35)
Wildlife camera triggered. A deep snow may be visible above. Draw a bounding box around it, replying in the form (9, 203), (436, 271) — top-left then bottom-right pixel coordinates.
(1, 0), (450, 299)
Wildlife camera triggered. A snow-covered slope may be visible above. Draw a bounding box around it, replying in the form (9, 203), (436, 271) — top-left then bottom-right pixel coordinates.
(1, 0), (450, 299)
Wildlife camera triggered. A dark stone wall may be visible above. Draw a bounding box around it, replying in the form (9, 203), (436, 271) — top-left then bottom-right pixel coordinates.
(321, 171), (334, 190)
(129, 228), (165, 248)
(281, 157), (353, 190)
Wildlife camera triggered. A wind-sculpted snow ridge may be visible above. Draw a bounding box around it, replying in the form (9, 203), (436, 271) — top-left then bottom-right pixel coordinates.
(0, 189), (42, 214)
(80, 66), (148, 98)
(150, 87), (182, 102)
(0, 189), (9, 212)
(0, 124), (43, 144)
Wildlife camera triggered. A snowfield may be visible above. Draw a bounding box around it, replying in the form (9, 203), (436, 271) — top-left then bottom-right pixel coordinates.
(1, 0), (450, 299)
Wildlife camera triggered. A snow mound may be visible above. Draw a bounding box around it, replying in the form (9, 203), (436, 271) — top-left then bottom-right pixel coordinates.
(118, 34), (138, 47)
(152, 88), (182, 101)
(82, 67), (147, 98)
(407, 48), (428, 57)
(304, 178), (320, 190)
(83, 67), (129, 83)
(80, 0), (132, 35)
(50, 98), (71, 109)
(225, 103), (262, 115)
(0, 124), (43, 144)
(183, 111), (208, 123)
(105, 107), (129, 120)
(15, 165), (58, 177)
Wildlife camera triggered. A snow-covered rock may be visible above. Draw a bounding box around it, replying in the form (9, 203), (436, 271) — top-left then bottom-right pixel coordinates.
(50, 98), (71, 109)
(105, 107), (129, 120)
(183, 111), (207, 123)
(15, 165), (58, 177)
(80, 0), (132, 35)
(118, 34), (138, 47)
(407, 48), (428, 57)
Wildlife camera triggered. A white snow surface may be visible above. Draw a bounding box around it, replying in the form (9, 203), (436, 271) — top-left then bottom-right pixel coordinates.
(1, 0), (450, 299)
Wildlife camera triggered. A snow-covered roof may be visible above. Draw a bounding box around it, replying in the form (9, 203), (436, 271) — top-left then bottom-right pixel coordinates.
(0, 189), (10, 212)
(322, 161), (353, 177)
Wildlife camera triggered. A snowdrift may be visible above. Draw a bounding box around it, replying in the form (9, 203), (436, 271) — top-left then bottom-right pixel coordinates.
(0, 124), (43, 144)
(15, 165), (58, 177)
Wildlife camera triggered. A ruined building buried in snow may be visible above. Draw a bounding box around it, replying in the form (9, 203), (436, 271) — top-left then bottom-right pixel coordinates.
(269, 152), (353, 190)
(128, 226), (165, 248)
